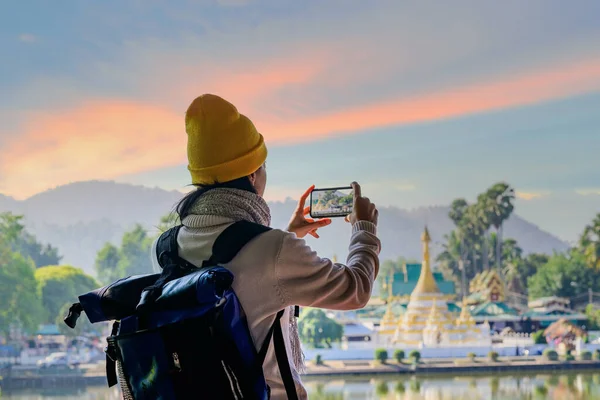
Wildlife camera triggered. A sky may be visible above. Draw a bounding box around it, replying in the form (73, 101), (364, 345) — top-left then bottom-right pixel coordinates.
(1, 0), (599, 242)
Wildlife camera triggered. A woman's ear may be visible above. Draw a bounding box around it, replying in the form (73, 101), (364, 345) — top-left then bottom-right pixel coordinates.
(248, 172), (257, 185)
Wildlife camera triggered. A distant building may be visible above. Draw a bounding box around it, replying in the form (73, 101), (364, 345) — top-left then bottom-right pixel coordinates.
(468, 270), (505, 304)
(523, 297), (587, 329)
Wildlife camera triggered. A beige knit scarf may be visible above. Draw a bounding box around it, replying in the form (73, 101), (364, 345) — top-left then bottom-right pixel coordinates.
(188, 188), (305, 373)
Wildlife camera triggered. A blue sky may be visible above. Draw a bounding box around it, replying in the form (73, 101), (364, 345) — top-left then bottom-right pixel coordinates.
(1, 0), (599, 242)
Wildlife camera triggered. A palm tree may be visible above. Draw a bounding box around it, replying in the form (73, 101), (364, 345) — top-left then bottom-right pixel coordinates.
(447, 199), (471, 295)
(580, 213), (600, 270)
(449, 198), (469, 226)
(473, 194), (494, 271)
(463, 204), (486, 273)
(490, 235), (523, 292)
(437, 230), (468, 297)
(483, 183), (515, 273)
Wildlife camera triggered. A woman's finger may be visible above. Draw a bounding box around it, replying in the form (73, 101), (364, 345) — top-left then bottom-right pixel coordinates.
(309, 230), (320, 239)
(307, 219), (331, 229)
(296, 185), (315, 213)
(303, 206), (310, 216)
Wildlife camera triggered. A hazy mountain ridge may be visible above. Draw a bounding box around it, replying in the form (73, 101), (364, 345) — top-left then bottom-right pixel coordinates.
(0, 181), (570, 276)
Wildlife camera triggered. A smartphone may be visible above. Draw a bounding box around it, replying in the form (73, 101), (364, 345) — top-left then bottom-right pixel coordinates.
(310, 186), (354, 218)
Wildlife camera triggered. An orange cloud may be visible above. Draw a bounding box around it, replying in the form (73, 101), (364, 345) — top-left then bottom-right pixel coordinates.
(256, 58), (600, 142)
(2, 56), (600, 199)
(516, 191), (549, 201)
(0, 101), (184, 198)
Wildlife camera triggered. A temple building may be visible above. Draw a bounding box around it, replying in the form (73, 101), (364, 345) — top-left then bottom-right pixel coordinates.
(375, 227), (491, 348)
(467, 270), (507, 304)
(391, 227), (453, 346)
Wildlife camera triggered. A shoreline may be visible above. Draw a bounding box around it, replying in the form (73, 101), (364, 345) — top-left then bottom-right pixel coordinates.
(302, 359), (600, 379)
(2, 359), (600, 392)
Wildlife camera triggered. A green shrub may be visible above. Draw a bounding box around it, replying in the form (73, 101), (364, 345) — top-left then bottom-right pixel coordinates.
(531, 330), (547, 344)
(394, 382), (405, 394)
(581, 350), (593, 361)
(375, 381), (389, 396)
(488, 351), (499, 362)
(409, 379), (421, 393)
(393, 349), (405, 363)
(314, 354), (323, 365)
(534, 385), (548, 396)
(375, 348), (388, 363)
(467, 352), (476, 361)
(565, 353), (576, 362)
(543, 349), (559, 361)
(409, 350), (421, 363)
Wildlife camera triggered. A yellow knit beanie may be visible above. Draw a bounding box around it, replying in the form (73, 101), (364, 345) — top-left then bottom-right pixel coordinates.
(185, 94), (267, 185)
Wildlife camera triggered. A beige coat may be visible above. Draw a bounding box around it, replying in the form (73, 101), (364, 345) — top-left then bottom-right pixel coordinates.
(150, 215), (381, 399)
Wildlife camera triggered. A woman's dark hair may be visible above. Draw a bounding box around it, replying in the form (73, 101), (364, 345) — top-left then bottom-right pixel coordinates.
(176, 176), (257, 220)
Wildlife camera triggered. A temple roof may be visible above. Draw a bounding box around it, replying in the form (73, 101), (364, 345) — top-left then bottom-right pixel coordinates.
(470, 301), (518, 318)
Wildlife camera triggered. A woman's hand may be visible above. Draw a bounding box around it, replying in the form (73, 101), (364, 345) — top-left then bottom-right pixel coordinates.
(287, 185), (332, 239)
(345, 182), (378, 226)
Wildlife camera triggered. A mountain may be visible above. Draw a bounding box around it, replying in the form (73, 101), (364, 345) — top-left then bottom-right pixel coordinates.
(0, 181), (570, 276)
(0, 194), (19, 212)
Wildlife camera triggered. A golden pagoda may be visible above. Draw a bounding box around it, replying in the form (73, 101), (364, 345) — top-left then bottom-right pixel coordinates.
(393, 227), (451, 346)
(375, 226), (491, 348)
(422, 299), (454, 346)
(379, 270), (398, 335)
(456, 298), (476, 329)
(451, 298), (491, 345)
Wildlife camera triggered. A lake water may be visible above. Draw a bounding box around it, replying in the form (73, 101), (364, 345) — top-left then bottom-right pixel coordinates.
(4, 372), (600, 399)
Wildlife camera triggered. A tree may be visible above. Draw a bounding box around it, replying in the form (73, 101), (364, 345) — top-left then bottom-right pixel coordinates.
(528, 252), (597, 300)
(512, 253), (548, 295)
(157, 212), (180, 233)
(117, 225), (155, 277)
(447, 199), (471, 296)
(34, 265), (99, 324)
(482, 183), (515, 273)
(0, 212), (25, 242)
(94, 224), (155, 284)
(0, 212), (62, 268)
(585, 304), (600, 330)
(436, 230), (472, 296)
(17, 231), (62, 268)
(95, 243), (121, 284)
(490, 235), (523, 292)
(473, 197), (493, 271)
(580, 213), (600, 270)
(319, 190), (336, 205)
(462, 204), (487, 273)
(298, 308), (343, 348)
(0, 242), (44, 340)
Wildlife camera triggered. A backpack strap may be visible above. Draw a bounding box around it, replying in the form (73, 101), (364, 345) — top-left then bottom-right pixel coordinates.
(202, 220), (272, 267)
(273, 314), (299, 400)
(258, 310), (299, 400)
(138, 221), (271, 313)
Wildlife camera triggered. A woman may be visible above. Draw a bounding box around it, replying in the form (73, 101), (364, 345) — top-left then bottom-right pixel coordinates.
(152, 94), (380, 399)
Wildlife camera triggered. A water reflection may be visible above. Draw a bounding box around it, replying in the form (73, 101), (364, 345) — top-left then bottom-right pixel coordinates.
(303, 373), (600, 400)
(1, 385), (121, 400)
(4, 373), (600, 399)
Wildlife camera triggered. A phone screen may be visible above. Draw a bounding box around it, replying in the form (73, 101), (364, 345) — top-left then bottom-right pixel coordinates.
(310, 187), (354, 218)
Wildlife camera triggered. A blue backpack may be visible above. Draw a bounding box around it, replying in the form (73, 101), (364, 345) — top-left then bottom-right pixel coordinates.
(64, 221), (299, 400)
